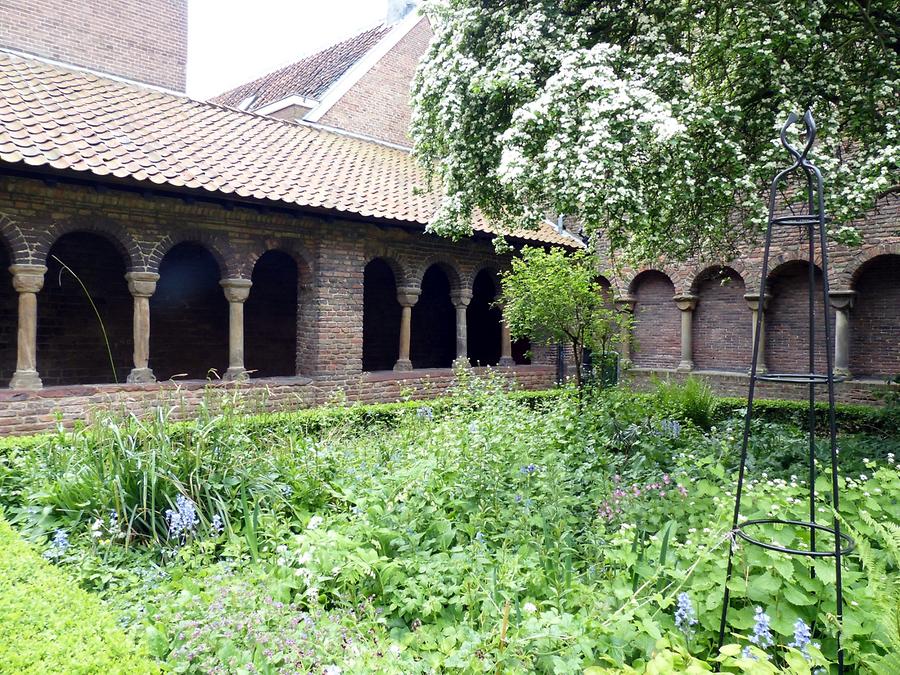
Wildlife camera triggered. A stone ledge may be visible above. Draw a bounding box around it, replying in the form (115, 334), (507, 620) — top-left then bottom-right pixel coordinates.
(362, 364), (553, 382)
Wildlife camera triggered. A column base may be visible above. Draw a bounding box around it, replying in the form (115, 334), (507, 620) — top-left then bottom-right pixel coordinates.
(223, 367), (249, 382)
(393, 359), (413, 372)
(126, 367), (156, 384)
(676, 361), (694, 373)
(10, 369), (42, 390)
(499, 357), (515, 367)
(834, 368), (852, 380)
(750, 366), (768, 376)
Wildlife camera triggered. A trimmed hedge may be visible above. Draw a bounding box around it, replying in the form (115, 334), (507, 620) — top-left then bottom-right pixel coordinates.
(0, 386), (892, 459)
(0, 516), (158, 674)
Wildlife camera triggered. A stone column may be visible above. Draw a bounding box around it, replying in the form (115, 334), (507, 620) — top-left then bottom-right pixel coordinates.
(394, 287), (419, 371)
(614, 295), (636, 366)
(674, 294), (698, 372)
(744, 293), (771, 374)
(499, 313), (515, 367)
(125, 272), (159, 383)
(829, 290), (855, 378)
(9, 265), (46, 390)
(451, 290), (472, 367)
(220, 278), (253, 381)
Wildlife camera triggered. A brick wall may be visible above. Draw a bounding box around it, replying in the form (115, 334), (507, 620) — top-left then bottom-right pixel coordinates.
(0, 0), (187, 90)
(766, 261), (833, 374)
(632, 271), (680, 369)
(851, 254), (900, 377)
(0, 365), (557, 435)
(318, 17), (433, 146)
(692, 268), (750, 372)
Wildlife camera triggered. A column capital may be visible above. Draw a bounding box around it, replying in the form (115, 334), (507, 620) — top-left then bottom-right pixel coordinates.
(829, 289), (856, 310)
(125, 271), (160, 298)
(451, 290), (472, 309)
(743, 293), (771, 311)
(673, 294), (698, 312)
(614, 294), (637, 312)
(220, 278), (252, 303)
(396, 286), (420, 308)
(9, 264), (47, 294)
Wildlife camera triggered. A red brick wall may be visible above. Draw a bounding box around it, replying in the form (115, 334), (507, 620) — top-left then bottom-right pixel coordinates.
(38, 232), (133, 386)
(632, 271), (680, 369)
(693, 268), (750, 372)
(0, 365), (557, 435)
(766, 261), (834, 375)
(318, 17), (432, 146)
(850, 254), (900, 377)
(0, 0), (187, 90)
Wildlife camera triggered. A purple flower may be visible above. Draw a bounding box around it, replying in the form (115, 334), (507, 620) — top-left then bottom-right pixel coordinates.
(788, 618), (818, 660)
(674, 592), (697, 636)
(748, 606), (773, 656)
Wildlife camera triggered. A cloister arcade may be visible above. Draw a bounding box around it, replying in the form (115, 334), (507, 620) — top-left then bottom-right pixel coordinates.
(0, 228), (526, 389)
(617, 252), (900, 380)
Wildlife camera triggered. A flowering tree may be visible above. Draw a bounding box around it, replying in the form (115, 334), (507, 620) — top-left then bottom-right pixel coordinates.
(412, 1), (898, 261)
(499, 246), (629, 387)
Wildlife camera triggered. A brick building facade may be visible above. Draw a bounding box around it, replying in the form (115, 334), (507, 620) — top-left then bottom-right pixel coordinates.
(0, 0), (187, 90)
(0, 2), (897, 435)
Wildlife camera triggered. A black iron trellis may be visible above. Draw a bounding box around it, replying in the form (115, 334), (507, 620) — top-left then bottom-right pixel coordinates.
(717, 110), (853, 673)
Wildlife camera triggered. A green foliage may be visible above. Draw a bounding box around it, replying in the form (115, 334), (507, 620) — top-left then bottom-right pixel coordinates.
(0, 515), (156, 674)
(0, 379), (897, 672)
(412, 0), (898, 260)
(500, 246), (630, 385)
(652, 377), (718, 430)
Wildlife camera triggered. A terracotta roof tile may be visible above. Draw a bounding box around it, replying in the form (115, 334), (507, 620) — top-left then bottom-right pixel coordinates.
(210, 24), (393, 111)
(0, 51), (578, 247)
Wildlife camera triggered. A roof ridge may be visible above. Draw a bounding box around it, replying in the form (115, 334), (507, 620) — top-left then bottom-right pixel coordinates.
(209, 23), (393, 110)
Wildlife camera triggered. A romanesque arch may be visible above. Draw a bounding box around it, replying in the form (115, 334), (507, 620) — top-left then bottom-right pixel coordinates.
(245, 249), (299, 377)
(849, 253), (900, 377)
(765, 260), (832, 374)
(150, 241), (228, 380)
(37, 231), (132, 385)
(691, 266), (750, 372)
(630, 270), (679, 369)
(411, 263), (456, 368)
(467, 267), (502, 367)
(362, 257), (402, 372)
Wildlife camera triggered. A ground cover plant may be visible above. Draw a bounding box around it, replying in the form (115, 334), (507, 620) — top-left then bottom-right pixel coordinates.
(0, 374), (898, 673)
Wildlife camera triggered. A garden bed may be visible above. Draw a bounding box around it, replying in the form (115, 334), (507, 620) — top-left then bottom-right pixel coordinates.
(0, 376), (897, 672)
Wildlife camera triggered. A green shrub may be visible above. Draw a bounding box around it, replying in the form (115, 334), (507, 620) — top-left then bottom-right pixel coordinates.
(651, 376), (718, 429)
(0, 516), (157, 674)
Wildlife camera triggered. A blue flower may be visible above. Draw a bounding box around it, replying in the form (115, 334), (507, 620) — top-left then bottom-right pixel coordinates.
(788, 618), (818, 661)
(658, 419), (682, 437)
(165, 494), (200, 544)
(416, 406), (434, 421)
(674, 592), (697, 636)
(210, 513), (224, 535)
(749, 606), (773, 652)
(43, 529), (69, 560)
(475, 531), (484, 543)
(520, 464), (538, 475)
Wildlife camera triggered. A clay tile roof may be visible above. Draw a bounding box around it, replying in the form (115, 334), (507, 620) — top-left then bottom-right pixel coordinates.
(0, 51), (579, 247)
(210, 24), (393, 112)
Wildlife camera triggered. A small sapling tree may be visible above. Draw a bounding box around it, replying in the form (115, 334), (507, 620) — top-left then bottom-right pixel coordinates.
(500, 246), (630, 387)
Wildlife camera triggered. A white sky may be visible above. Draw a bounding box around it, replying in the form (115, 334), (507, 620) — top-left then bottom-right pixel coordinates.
(187, 0), (388, 99)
